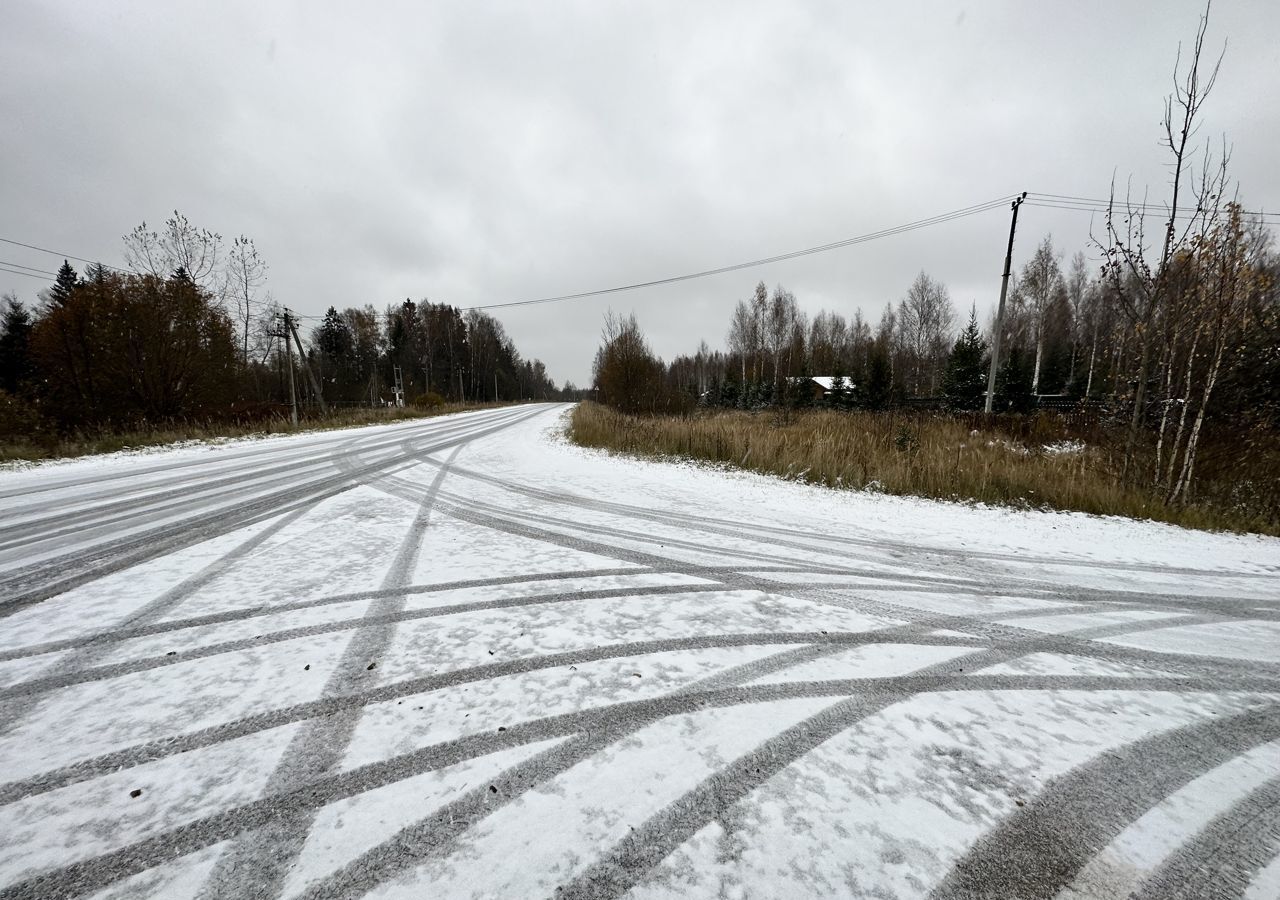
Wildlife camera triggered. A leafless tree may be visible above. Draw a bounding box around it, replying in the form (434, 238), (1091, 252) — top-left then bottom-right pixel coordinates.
(123, 211), (224, 292)
(1097, 1), (1226, 474)
(224, 236), (268, 363)
(897, 271), (955, 395)
(1018, 238), (1065, 393)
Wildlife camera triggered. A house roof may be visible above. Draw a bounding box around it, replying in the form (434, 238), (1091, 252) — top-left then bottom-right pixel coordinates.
(788, 376), (851, 390)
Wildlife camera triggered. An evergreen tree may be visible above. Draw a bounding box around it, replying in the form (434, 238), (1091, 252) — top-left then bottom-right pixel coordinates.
(864, 343), (892, 410)
(0, 296), (34, 392)
(995, 346), (1036, 413)
(942, 306), (989, 410)
(316, 307), (352, 360)
(828, 373), (846, 409)
(48, 260), (79, 308)
(315, 307), (355, 396)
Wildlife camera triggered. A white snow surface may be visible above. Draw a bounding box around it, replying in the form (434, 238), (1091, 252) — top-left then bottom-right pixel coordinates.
(0, 403), (1277, 899)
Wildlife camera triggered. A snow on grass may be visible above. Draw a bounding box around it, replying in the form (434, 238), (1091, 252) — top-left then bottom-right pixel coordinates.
(530, 409), (1280, 574)
(1042, 440), (1087, 456)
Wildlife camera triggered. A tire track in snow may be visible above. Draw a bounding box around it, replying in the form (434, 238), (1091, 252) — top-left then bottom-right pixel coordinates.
(1, 673), (1266, 900)
(193, 445), (463, 899)
(0, 583), (737, 701)
(0, 567), (650, 663)
(0, 631), (909, 806)
(379, 462), (1280, 624)
(1129, 775), (1280, 900)
(433, 458), (1278, 581)
(6, 599), (1269, 810)
(0, 407), (545, 614)
(0, 501), (319, 739)
(929, 707), (1280, 900)
(3, 404), (1275, 898)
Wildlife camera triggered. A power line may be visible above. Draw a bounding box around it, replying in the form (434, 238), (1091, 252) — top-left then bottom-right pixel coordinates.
(458, 195), (1019, 311)
(0, 265), (53, 281)
(0, 260), (58, 277)
(5, 189), (1275, 318)
(1026, 192), (1279, 223)
(0, 236), (127, 272)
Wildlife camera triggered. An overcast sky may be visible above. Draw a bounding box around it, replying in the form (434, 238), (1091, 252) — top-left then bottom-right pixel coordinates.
(3, 1), (1278, 385)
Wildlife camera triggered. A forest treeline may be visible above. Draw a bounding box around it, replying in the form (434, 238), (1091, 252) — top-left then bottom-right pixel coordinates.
(0, 213), (573, 445)
(592, 202), (1279, 521)
(589, 8), (1278, 529)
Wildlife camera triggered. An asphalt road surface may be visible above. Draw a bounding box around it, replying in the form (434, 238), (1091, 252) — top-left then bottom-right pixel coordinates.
(1, 403), (1278, 899)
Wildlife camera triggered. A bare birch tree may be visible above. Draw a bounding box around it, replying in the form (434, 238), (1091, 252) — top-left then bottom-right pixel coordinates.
(1098, 1), (1225, 476)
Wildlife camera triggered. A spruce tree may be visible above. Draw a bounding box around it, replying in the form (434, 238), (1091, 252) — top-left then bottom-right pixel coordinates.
(0, 297), (34, 392)
(48, 260), (79, 307)
(996, 346), (1036, 413)
(942, 306), (989, 410)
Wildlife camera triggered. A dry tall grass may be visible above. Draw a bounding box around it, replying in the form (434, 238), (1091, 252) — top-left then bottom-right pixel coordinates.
(569, 402), (1278, 536)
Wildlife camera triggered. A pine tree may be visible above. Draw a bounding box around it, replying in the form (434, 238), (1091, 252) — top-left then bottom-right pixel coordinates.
(47, 260), (79, 308)
(942, 306), (989, 410)
(0, 296), (34, 392)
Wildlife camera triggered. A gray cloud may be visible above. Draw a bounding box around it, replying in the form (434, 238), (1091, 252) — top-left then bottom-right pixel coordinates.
(3, 0), (1277, 385)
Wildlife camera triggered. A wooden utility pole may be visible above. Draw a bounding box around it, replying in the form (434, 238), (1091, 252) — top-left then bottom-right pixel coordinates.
(281, 314), (299, 427)
(984, 192), (1027, 414)
(284, 308), (329, 414)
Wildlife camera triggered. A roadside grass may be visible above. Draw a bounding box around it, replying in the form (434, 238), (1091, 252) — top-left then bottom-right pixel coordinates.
(568, 401), (1280, 537)
(0, 402), (511, 465)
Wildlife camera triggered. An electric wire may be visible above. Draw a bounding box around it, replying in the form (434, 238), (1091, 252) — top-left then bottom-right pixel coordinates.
(458, 195), (1019, 311)
(0, 237), (127, 272)
(0, 265), (54, 281)
(0, 261), (59, 277)
(1025, 192), (1278, 223)
(2, 190), (1276, 319)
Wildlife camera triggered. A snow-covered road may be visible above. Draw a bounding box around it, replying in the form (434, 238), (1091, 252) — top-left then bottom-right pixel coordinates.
(1, 402), (1278, 899)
